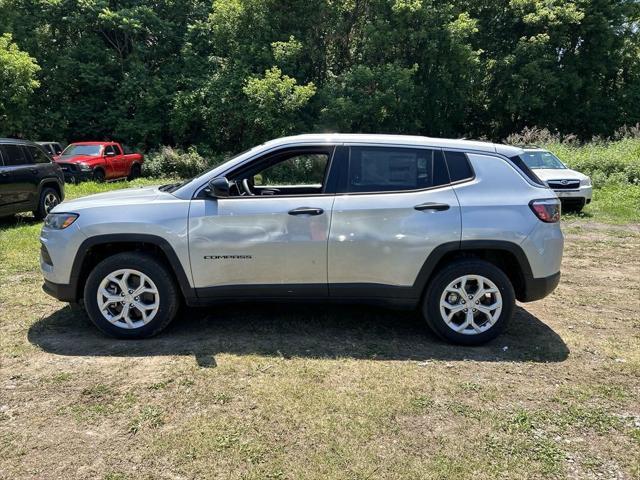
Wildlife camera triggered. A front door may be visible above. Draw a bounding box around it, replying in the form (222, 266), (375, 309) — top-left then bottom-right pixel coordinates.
(188, 146), (337, 299)
(328, 145), (461, 298)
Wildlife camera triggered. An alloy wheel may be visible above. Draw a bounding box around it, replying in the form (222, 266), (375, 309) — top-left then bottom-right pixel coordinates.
(43, 192), (59, 214)
(96, 269), (160, 329)
(439, 274), (502, 335)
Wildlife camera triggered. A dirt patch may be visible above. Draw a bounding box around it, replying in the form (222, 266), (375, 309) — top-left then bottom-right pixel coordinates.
(1, 220), (639, 479)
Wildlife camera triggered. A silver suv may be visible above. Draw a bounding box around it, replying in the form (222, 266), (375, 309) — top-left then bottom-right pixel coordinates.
(40, 134), (563, 345)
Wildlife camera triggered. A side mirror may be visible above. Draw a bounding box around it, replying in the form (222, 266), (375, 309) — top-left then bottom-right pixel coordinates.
(207, 177), (230, 198)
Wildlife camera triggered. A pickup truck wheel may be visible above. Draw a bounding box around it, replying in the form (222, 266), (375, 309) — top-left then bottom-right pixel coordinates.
(33, 187), (60, 220)
(83, 253), (179, 339)
(93, 169), (105, 182)
(422, 260), (515, 345)
(127, 163), (141, 180)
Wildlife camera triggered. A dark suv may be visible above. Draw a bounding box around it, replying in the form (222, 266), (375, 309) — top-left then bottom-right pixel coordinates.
(0, 139), (65, 219)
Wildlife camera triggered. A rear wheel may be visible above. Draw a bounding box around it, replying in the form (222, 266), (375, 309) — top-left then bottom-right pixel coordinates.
(422, 260), (515, 345)
(33, 187), (60, 220)
(83, 253), (179, 339)
(127, 163), (141, 180)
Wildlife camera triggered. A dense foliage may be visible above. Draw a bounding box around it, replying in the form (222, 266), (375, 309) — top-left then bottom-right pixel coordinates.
(1, 0), (640, 153)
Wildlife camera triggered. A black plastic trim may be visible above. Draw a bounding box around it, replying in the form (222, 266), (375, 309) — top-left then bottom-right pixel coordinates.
(46, 235), (555, 307)
(42, 279), (77, 303)
(521, 271), (560, 302)
(196, 283), (328, 300)
(62, 234), (197, 303)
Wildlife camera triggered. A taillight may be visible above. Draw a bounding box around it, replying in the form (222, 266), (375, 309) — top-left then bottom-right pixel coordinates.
(529, 199), (561, 223)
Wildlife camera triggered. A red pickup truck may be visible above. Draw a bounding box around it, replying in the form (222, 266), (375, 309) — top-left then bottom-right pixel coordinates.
(54, 141), (143, 183)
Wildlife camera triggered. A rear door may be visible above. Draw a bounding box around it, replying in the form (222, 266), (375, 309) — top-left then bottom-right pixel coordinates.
(328, 145), (461, 299)
(188, 146), (337, 299)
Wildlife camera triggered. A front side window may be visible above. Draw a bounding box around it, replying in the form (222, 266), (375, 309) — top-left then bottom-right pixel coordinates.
(0, 144), (30, 166)
(254, 153), (328, 187)
(521, 151), (566, 170)
(231, 149), (332, 196)
(347, 147), (448, 193)
(27, 146), (51, 164)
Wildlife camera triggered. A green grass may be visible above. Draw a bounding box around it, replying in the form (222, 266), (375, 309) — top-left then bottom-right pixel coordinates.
(563, 183), (640, 224)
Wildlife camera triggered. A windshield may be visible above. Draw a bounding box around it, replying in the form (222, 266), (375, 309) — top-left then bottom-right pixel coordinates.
(61, 144), (102, 157)
(521, 151), (566, 170)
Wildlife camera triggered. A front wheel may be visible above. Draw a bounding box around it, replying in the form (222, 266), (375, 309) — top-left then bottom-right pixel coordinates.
(83, 253), (180, 339)
(422, 260), (515, 345)
(33, 187), (60, 220)
(93, 168), (106, 182)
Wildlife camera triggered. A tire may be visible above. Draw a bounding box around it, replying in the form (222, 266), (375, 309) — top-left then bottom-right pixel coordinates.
(33, 187), (60, 220)
(93, 168), (106, 182)
(83, 252), (180, 339)
(422, 259), (515, 345)
(127, 163), (141, 181)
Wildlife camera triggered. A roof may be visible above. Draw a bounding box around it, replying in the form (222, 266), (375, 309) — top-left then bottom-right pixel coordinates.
(67, 141), (117, 146)
(0, 138), (38, 146)
(263, 133), (524, 157)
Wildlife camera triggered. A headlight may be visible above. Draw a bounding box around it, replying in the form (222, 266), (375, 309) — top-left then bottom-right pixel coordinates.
(580, 177), (591, 187)
(44, 213), (79, 229)
(78, 163), (92, 171)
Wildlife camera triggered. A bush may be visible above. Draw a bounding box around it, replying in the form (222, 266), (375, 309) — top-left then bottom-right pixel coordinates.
(143, 146), (210, 179)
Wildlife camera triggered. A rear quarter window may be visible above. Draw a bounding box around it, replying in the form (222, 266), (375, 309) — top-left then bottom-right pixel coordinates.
(508, 155), (546, 186)
(443, 151), (474, 182)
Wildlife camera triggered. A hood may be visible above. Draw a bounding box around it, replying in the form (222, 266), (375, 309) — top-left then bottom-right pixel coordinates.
(532, 168), (589, 182)
(52, 186), (166, 212)
(55, 154), (100, 164)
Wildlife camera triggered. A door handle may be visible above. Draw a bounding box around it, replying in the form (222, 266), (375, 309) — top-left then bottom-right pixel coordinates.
(288, 207), (324, 216)
(30, 168), (38, 174)
(414, 202), (450, 212)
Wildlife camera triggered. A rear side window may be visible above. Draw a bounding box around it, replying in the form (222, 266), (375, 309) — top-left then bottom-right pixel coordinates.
(444, 151), (474, 183)
(0, 144), (30, 166)
(111, 144), (122, 155)
(348, 147), (449, 193)
(27, 146), (51, 164)
(508, 155), (545, 186)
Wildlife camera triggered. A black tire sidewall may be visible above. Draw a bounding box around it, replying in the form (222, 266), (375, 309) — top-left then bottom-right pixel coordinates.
(128, 163), (141, 180)
(83, 253), (179, 339)
(34, 187), (60, 219)
(423, 260), (515, 345)
(93, 169), (105, 182)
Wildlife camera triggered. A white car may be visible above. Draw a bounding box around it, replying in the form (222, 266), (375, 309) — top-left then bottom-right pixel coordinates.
(520, 148), (592, 212)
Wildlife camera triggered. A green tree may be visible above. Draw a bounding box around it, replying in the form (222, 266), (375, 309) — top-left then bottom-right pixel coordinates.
(0, 33), (39, 136)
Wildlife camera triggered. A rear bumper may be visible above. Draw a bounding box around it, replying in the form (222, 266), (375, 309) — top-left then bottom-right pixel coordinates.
(42, 279), (77, 303)
(520, 271), (561, 302)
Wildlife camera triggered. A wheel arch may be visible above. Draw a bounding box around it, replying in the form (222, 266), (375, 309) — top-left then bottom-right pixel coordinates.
(414, 240), (533, 302)
(37, 179), (63, 201)
(70, 234), (196, 304)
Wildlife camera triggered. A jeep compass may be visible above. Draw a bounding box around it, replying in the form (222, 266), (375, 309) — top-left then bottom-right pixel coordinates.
(40, 134), (563, 345)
